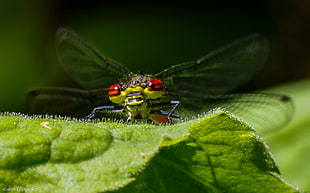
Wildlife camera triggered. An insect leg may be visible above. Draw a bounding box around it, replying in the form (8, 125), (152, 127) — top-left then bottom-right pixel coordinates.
(167, 101), (181, 119)
(155, 110), (185, 121)
(150, 101), (183, 121)
(86, 105), (123, 118)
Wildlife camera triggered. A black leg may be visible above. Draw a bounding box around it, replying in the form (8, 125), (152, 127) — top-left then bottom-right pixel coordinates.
(150, 101), (184, 122)
(86, 105), (123, 118)
(153, 110), (185, 121)
(167, 101), (181, 120)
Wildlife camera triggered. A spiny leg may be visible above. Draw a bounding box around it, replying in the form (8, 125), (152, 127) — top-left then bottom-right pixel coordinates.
(150, 101), (183, 122)
(154, 110), (184, 121)
(86, 105), (123, 118)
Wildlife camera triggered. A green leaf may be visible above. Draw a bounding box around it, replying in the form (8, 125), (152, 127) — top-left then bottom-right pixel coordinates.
(263, 79), (310, 192)
(0, 110), (299, 193)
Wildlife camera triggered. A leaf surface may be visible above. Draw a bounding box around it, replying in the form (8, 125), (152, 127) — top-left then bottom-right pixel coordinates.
(0, 111), (299, 193)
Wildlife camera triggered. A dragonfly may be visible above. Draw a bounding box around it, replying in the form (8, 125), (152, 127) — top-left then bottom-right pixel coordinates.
(27, 27), (293, 132)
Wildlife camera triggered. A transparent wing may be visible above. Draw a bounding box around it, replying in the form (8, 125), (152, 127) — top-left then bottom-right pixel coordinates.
(27, 87), (108, 117)
(156, 34), (268, 95)
(56, 27), (132, 89)
(170, 93), (293, 134)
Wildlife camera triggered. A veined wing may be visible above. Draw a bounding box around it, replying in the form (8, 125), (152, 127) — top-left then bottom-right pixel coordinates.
(27, 87), (108, 117)
(171, 93), (293, 134)
(156, 34), (268, 95)
(56, 27), (132, 89)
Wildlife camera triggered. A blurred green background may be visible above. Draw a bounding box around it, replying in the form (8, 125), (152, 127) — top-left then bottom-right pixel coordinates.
(1, 0), (310, 112)
(0, 0), (309, 191)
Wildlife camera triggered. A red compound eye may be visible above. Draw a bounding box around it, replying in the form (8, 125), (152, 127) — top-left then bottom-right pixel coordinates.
(108, 84), (121, 97)
(147, 79), (163, 91)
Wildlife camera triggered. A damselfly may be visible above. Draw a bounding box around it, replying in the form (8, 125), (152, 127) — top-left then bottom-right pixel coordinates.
(28, 28), (293, 132)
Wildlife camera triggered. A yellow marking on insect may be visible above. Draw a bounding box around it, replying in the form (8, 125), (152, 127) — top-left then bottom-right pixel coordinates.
(125, 86), (144, 93)
(40, 121), (52, 129)
(144, 87), (163, 99)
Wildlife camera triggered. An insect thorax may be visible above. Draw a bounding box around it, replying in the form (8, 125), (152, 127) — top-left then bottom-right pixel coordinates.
(120, 74), (154, 89)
